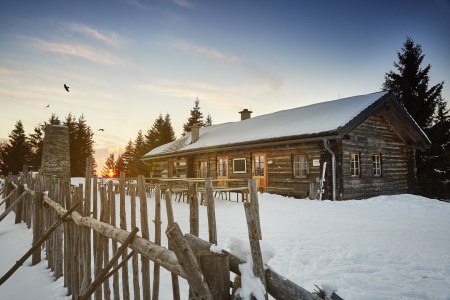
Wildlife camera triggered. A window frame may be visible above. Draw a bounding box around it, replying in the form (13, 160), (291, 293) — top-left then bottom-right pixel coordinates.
(198, 161), (208, 178)
(217, 156), (228, 177)
(232, 158), (247, 174)
(372, 154), (382, 177)
(350, 152), (360, 177)
(292, 154), (309, 178)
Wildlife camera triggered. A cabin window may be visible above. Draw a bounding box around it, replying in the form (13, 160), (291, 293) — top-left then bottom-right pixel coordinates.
(293, 154), (308, 178)
(198, 161), (208, 178)
(233, 158), (247, 173)
(217, 156), (228, 177)
(253, 155), (265, 176)
(350, 153), (360, 176)
(171, 159), (186, 177)
(373, 154), (382, 176)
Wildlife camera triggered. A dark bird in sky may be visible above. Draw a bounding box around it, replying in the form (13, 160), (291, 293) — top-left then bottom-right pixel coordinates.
(98, 129), (104, 131)
(45, 104), (50, 108)
(64, 84), (70, 92)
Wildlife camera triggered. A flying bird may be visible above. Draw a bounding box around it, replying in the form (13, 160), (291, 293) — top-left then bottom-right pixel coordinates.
(45, 104), (50, 108)
(98, 129), (104, 131)
(64, 84), (70, 92)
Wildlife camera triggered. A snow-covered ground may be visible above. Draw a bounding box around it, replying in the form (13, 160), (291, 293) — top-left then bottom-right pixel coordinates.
(0, 178), (449, 299)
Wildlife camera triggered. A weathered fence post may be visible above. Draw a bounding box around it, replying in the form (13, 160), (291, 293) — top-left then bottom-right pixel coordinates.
(188, 183), (199, 237)
(205, 178), (217, 245)
(32, 175), (44, 265)
(197, 251), (230, 300)
(137, 175), (151, 300)
(108, 180), (120, 300)
(102, 183), (111, 300)
(130, 183), (141, 300)
(244, 179), (268, 300)
(152, 183), (162, 300)
(81, 156), (93, 293)
(119, 172), (130, 300)
(164, 190), (180, 300)
(14, 183), (24, 224)
(94, 185), (106, 300)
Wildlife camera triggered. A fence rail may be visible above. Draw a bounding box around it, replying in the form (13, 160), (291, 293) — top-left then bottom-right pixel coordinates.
(0, 163), (339, 300)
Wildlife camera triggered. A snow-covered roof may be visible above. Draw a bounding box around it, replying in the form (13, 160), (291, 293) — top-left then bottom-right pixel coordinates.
(144, 91), (388, 158)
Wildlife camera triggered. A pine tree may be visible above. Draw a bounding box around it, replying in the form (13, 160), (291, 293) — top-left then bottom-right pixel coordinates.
(183, 98), (205, 134)
(205, 114), (212, 126)
(28, 125), (44, 171)
(64, 113), (96, 176)
(0, 121), (32, 175)
(145, 113), (176, 150)
(101, 153), (116, 178)
(134, 130), (148, 176)
(122, 140), (136, 176)
(383, 37), (449, 198)
(115, 153), (125, 175)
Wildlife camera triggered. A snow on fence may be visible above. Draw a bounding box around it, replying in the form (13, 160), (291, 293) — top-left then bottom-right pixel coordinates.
(0, 162), (340, 300)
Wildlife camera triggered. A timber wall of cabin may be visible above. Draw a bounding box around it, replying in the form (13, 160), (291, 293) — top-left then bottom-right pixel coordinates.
(340, 112), (412, 199)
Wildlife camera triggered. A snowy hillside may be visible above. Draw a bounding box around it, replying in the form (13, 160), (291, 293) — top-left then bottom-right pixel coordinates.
(0, 183), (449, 299)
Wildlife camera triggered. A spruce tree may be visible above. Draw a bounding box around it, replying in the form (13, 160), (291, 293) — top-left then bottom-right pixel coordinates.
(122, 140), (136, 176)
(146, 113), (176, 150)
(134, 130), (148, 176)
(205, 114), (212, 126)
(28, 125), (44, 171)
(183, 98), (205, 134)
(383, 37), (449, 198)
(101, 153), (116, 178)
(0, 120), (32, 174)
(115, 153), (125, 175)
(63, 114), (96, 176)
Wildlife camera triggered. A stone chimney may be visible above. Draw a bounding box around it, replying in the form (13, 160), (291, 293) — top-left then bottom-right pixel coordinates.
(41, 125), (71, 180)
(239, 108), (253, 121)
(190, 123), (200, 144)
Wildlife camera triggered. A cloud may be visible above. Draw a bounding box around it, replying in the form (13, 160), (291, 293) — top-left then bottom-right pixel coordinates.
(171, 0), (194, 9)
(31, 38), (123, 66)
(171, 40), (241, 64)
(66, 23), (126, 49)
(170, 40), (282, 92)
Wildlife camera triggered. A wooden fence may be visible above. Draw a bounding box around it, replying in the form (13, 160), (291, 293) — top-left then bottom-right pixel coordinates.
(0, 161), (340, 300)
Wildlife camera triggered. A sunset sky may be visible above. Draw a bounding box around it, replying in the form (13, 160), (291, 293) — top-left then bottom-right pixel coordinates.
(1, 0), (449, 172)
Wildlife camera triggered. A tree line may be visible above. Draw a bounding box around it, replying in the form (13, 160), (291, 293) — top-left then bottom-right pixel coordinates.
(100, 99), (211, 178)
(1, 37), (448, 198)
(0, 113), (96, 177)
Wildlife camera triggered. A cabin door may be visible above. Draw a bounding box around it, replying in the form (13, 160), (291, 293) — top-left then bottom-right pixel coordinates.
(252, 152), (267, 191)
(217, 156), (229, 187)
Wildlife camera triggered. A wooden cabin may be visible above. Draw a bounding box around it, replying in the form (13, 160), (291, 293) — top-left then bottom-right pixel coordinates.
(141, 92), (430, 200)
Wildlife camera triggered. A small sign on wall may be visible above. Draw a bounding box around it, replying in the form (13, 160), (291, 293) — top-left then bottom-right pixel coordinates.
(312, 159), (320, 167)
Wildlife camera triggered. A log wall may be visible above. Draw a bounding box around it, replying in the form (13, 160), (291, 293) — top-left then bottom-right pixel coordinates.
(340, 112), (412, 199)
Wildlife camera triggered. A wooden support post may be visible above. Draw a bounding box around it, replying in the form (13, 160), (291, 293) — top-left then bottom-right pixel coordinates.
(119, 172), (130, 300)
(94, 186), (106, 300)
(166, 223), (213, 300)
(188, 183), (199, 237)
(205, 178), (217, 245)
(54, 178), (64, 280)
(244, 179), (267, 300)
(32, 176), (44, 265)
(164, 190), (180, 300)
(0, 201), (80, 286)
(100, 185), (111, 300)
(152, 184), (161, 300)
(108, 180), (120, 300)
(79, 227), (139, 300)
(81, 156), (93, 291)
(197, 250), (230, 300)
(137, 175), (151, 300)
(130, 185), (141, 300)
